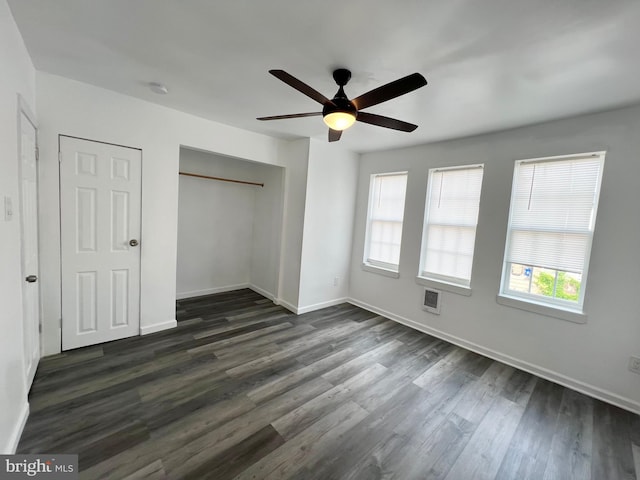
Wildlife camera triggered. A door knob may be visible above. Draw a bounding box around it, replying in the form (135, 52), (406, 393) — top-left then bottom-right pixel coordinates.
(129, 239), (139, 247)
(25, 275), (37, 283)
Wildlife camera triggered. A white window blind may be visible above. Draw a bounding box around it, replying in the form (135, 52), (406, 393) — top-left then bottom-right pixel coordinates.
(364, 172), (408, 270)
(505, 155), (603, 273)
(420, 165), (484, 285)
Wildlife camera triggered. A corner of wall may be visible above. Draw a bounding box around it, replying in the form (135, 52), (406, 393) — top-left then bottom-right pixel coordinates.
(249, 284), (277, 303)
(275, 137), (311, 309)
(3, 400), (28, 454)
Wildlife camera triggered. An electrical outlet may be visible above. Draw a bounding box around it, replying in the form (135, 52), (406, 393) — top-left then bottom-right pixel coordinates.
(333, 276), (340, 287)
(629, 356), (640, 374)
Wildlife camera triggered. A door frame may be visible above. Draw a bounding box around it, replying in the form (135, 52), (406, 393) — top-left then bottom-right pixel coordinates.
(58, 134), (143, 350)
(17, 94), (41, 388)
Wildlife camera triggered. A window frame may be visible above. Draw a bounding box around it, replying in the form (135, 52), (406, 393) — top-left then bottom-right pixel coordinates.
(417, 163), (484, 293)
(362, 171), (408, 276)
(498, 151), (605, 318)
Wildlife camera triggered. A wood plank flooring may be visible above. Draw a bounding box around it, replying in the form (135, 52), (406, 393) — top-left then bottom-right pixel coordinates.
(18, 289), (640, 479)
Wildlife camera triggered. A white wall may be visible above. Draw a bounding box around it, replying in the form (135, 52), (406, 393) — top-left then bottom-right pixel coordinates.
(36, 72), (287, 355)
(177, 150), (256, 297)
(349, 104), (640, 412)
(250, 160), (285, 300)
(0, 0), (36, 453)
(298, 139), (359, 312)
(177, 148), (283, 299)
(276, 139), (310, 311)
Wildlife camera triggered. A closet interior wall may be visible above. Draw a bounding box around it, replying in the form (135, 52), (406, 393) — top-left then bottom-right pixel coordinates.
(177, 147), (284, 300)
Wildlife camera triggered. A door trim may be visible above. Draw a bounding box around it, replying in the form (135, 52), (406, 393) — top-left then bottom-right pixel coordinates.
(17, 94), (41, 389)
(18, 95), (37, 130)
(58, 134), (142, 152)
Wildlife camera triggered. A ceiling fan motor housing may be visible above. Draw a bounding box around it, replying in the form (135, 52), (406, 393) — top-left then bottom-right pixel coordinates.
(324, 69), (357, 118)
(332, 68), (352, 86)
(322, 92), (357, 118)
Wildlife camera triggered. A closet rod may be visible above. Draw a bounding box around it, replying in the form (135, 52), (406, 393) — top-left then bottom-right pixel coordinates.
(179, 171), (264, 187)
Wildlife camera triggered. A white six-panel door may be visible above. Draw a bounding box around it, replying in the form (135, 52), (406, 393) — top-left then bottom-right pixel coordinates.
(19, 108), (40, 388)
(60, 136), (142, 350)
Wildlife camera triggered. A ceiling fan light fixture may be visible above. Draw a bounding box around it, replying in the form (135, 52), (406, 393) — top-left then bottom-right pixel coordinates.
(323, 111), (356, 131)
(258, 69), (427, 141)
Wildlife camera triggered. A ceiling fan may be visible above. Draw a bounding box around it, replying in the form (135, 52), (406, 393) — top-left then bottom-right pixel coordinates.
(257, 69), (427, 142)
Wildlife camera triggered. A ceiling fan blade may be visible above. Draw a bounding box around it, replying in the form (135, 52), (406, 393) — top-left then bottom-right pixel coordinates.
(328, 129), (342, 142)
(257, 112), (322, 121)
(352, 73), (427, 110)
(356, 111), (418, 132)
(269, 70), (333, 106)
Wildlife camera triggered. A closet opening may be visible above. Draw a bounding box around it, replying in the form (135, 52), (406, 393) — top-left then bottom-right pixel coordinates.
(176, 146), (284, 303)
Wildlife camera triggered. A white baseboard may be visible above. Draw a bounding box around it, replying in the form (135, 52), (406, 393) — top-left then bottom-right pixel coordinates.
(297, 297), (349, 315)
(5, 400), (29, 454)
(176, 283), (250, 300)
(248, 284), (277, 302)
(269, 296), (351, 315)
(140, 319), (177, 335)
(277, 299), (299, 314)
(348, 297), (640, 415)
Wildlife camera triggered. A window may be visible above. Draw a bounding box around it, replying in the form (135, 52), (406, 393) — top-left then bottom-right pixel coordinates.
(500, 152), (605, 314)
(419, 164), (484, 290)
(363, 172), (408, 274)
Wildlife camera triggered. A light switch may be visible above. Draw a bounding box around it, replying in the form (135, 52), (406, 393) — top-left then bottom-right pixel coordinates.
(4, 196), (13, 221)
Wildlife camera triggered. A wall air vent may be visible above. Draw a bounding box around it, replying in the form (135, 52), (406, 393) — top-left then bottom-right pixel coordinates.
(422, 288), (441, 315)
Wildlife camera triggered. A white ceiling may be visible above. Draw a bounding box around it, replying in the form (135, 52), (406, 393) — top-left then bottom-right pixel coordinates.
(8, 0), (640, 153)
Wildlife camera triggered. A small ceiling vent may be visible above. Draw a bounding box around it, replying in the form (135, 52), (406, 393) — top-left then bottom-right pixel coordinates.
(423, 288), (441, 315)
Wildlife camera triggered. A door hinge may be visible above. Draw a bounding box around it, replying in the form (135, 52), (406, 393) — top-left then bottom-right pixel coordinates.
(35, 146), (39, 161)
(38, 324), (42, 333)
(58, 151), (62, 163)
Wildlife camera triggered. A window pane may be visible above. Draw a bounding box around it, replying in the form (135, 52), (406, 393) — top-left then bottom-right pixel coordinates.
(558, 271), (582, 301)
(508, 230), (590, 272)
(368, 220), (403, 265)
(364, 172), (408, 270)
(421, 165), (483, 285)
(506, 156), (603, 273)
(501, 153), (604, 310)
(423, 224), (476, 280)
(507, 263), (533, 293)
(531, 267), (557, 297)
(507, 263), (583, 303)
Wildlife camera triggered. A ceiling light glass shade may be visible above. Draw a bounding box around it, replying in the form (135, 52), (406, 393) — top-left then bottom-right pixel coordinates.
(323, 111), (356, 131)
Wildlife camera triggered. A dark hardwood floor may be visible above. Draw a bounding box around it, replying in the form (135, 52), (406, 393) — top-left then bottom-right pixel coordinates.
(19, 289), (640, 479)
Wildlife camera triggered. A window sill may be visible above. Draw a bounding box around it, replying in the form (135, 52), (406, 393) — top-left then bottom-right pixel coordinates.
(496, 294), (587, 324)
(415, 276), (471, 297)
(361, 263), (400, 278)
